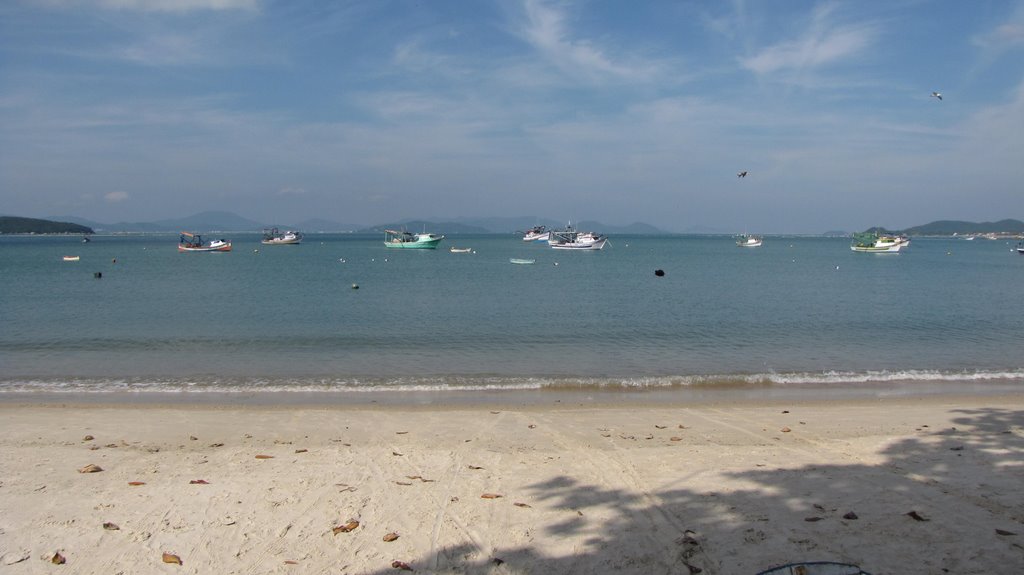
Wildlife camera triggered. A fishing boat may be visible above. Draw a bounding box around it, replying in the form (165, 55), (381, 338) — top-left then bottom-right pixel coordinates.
(548, 225), (607, 250)
(509, 258), (536, 265)
(850, 232), (902, 253)
(521, 225), (550, 242)
(449, 247), (472, 253)
(62, 255), (80, 261)
(383, 229), (444, 249)
(736, 234), (763, 247)
(178, 232), (232, 252)
(1017, 240), (1024, 254)
(261, 228), (302, 245)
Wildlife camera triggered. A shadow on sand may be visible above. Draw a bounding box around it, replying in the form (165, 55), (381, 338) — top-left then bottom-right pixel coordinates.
(360, 408), (1023, 575)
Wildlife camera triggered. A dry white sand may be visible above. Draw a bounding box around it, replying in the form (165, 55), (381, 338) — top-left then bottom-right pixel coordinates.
(1, 395), (1022, 574)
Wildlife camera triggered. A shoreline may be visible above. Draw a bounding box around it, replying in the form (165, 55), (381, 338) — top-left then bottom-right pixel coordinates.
(2, 393), (1023, 574)
(1, 378), (1022, 408)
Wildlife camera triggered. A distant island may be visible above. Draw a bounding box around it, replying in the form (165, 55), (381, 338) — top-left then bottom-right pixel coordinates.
(5, 212), (1023, 237)
(867, 219), (1024, 237)
(28, 212), (670, 235)
(901, 219), (1024, 236)
(0, 216), (93, 235)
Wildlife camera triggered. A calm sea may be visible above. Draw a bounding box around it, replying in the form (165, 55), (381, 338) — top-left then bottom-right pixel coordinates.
(2, 233), (1023, 397)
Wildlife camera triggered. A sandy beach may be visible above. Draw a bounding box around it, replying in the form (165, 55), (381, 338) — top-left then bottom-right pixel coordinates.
(1, 394), (1022, 574)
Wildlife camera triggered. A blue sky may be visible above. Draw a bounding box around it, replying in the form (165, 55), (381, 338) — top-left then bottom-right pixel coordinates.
(1, 0), (1022, 233)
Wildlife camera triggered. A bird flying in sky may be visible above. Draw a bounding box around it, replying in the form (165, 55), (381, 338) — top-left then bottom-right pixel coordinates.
(931, 91), (942, 100)
(737, 171), (748, 178)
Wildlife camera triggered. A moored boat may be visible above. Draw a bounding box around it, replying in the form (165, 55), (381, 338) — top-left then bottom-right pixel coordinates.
(178, 232), (232, 252)
(449, 247), (472, 253)
(62, 255), (80, 261)
(521, 225), (550, 242)
(548, 226), (607, 250)
(384, 229), (444, 249)
(736, 234), (763, 247)
(850, 232), (902, 253)
(1017, 241), (1024, 254)
(261, 228), (303, 245)
(509, 258), (536, 264)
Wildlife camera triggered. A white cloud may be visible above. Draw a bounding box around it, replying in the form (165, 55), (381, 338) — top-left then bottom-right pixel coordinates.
(519, 0), (662, 83)
(104, 191), (129, 202)
(973, 22), (1024, 51)
(58, 0), (259, 12)
(740, 2), (876, 76)
(116, 33), (205, 66)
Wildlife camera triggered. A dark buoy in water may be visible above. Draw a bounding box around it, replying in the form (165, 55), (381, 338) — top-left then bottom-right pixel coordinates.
(654, 269), (665, 277)
(94, 272), (102, 279)
(351, 283), (359, 289)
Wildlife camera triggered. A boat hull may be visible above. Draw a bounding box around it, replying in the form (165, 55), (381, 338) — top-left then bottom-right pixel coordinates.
(551, 238), (607, 250)
(850, 244), (901, 253)
(178, 243), (232, 252)
(385, 238), (443, 249)
(261, 238), (301, 245)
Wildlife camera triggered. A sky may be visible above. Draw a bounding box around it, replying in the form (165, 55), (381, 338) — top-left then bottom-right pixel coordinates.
(1, 0), (1023, 234)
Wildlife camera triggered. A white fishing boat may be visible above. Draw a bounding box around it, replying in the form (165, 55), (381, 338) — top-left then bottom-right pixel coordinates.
(850, 232), (902, 253)
(261, 228), (303, 245)
(1016, 241), (1024, 254)
(509, 258), (536, 265)
(62, 255), (80, 261)
(521, 225), (550, 242)
(736, 234), (763, 247)
(548, 227), (607, 250)
(449, 247), (472, 253)
(178, 232), (232, 252)
(384, 229), (444, 249)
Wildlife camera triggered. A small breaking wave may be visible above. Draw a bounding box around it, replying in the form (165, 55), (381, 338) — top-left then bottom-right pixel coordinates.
(1, 369), (1022, 394)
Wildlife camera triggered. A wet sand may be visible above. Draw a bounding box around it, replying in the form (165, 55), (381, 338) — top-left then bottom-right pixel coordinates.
(1, 393), (1022, 574)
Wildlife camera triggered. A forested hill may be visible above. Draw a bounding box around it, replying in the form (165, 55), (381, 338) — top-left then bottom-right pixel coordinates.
(0, 216), (95, 234)
(902, 219), (1024, 235)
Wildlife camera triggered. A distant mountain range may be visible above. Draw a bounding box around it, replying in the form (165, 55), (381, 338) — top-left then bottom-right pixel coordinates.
(900, 219), (1024, 235)
(6, 212), (1021, 236)
(34, 212), (670, 235)
(0, 216), (93, 234)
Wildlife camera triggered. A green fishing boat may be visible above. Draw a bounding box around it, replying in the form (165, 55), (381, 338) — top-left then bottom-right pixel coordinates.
(383, 229), (444, 249)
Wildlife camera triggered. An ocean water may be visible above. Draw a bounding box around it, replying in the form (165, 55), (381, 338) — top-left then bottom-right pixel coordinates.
(2, 233), (1023, 396)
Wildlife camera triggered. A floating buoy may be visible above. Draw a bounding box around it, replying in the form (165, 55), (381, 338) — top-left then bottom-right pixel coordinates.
(94, 272), (102, 279)
(351, 283), (359, 289)
(111, 258), (116, 263)
(339, 258), (346, 263)
(254, 249), (259, 253)
(553, 262), (559, 266)
(654, 269), (665, 277)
